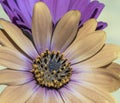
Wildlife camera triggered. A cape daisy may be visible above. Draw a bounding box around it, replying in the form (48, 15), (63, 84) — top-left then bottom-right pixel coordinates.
(0, 0), (107, 38)
(0, 2), (120, 103)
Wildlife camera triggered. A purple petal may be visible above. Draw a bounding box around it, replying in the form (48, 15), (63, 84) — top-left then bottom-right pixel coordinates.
(0, 0), (107, 33)
(42, 0), (71, 24)
(14, 9), (31, 28)
(1, 4), (15, 20)
(1, 0), (19, 11)
(1, 0), (32, 28)
(80, 1), (105, 26)
(96, 21), (108, 30)
(69, 0), (90, 12)
(15, 1), (31, 22)
(24, 0), (39, 16)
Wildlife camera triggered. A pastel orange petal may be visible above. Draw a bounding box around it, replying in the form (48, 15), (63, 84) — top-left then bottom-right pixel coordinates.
(0, 20), (38, 59)
(32, 2), (52, 53)
(51, 10), (81, 52)
(0, 81), (38, 103)
(0, 69), (33, 85)
(72, 44), (120, 69)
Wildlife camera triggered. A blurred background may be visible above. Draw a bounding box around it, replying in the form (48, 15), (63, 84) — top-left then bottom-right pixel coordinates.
(0, 0), (120, 102)
(99, 0), (120, 102)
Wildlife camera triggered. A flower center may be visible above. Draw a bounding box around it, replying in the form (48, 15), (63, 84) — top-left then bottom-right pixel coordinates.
(31, 50), (72, 89)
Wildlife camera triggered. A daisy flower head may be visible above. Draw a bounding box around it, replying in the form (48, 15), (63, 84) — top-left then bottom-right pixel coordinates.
(0, 0), (107, 37)
(0, 1), (120, 103)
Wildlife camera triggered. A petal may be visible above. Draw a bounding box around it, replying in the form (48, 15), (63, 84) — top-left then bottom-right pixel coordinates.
(66, 81), (116, 103)
(15, 0), (31, 27)
(97, 21), (108, 30)
(0, 0), (18, 20)
(32, 2), (52, 53)
(106, 63), (120, 76)
(24, 0), (39, 16)
(69, 0), (90, 12)
(0, 30), (14, 49)
(64, 30), (106, 64)
(72, 44), (120, 69)
(0, 81), (38, 103)
(0, 47), (32, 71)
(0, 20), (38, 59)
(60, 86), (93, 103)
(45, 90), (63, 103)
(0, 69), (33, 85)
(42, 0), (71, 24)
(75, 19), (97, 41)
(13, 9), (31, 28)
(81, 1), (104, 25)
(51, 10), (81, 52)
(27, 88), (63, 103)
(72, 68), (120, 92)
(26, 87), (46, 103)
(1, 0), (32, 29)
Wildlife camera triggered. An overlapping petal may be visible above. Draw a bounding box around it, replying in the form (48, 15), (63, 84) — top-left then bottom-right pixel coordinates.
(71, 68), (120, 92)
(0, 0), (107, 34)
(0, 30), (14, 49)
(64, 30), (106, 64)
(0, 47), (32, 71)
(26, 87), (63, 103)
(0, 20), (38, 59)
(0, 69), (33, 85)
(80, 1), (104, 26)
(64, 81), (116, 103)
(0, 0), (32, 31)
(60, 85), (93, 103)
(0, 81), (38, 103)
(0, 1), (119, 103)
(72, 44), (120, 68)
(51, 10), (80, 52)
(75, 19), (97, 41)
(106, 63), (120, 76)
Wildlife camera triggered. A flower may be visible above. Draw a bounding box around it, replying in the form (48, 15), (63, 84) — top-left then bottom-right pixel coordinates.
(0, 0), (107, 36)
(0, 2), (120, 103)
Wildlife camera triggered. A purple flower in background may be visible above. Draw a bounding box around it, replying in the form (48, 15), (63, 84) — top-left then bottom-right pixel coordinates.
(0, 0), (107, 36)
